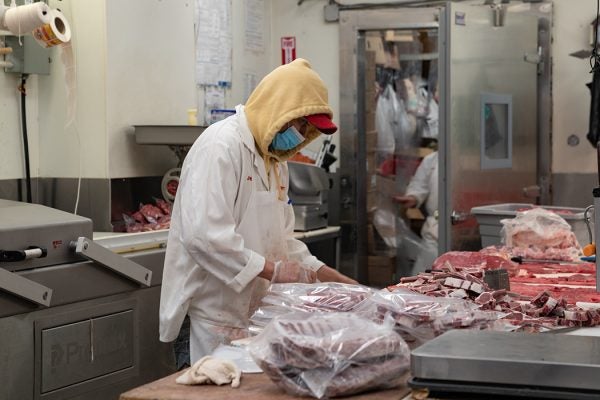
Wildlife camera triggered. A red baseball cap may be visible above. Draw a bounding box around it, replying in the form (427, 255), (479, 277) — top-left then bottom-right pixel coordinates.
(305, 114), (338, 134)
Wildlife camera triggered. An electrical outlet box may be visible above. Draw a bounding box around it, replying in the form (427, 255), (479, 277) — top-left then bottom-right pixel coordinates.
(4, 35), (51, 75)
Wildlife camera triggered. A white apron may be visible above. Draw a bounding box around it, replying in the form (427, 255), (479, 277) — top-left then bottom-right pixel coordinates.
(189, 165), (289, 363)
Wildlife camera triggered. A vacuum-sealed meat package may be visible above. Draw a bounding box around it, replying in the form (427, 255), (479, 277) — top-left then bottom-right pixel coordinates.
(249, 283), (376, 333)
(355, 288), (503, 345)
(248, 312), (410, 399)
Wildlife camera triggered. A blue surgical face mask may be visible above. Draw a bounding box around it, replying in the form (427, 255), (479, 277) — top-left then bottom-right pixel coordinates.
(271, 125), (305, 151)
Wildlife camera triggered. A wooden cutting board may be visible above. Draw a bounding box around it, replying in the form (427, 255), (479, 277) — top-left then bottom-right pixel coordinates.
(120, 370), (412, 400)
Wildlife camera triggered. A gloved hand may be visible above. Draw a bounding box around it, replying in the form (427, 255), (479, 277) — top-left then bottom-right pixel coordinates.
(271, 260), (317, 284)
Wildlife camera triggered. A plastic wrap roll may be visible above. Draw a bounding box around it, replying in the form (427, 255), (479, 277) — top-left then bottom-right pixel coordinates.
(3, 2), (52, 35)
(32, 9), (71, 48)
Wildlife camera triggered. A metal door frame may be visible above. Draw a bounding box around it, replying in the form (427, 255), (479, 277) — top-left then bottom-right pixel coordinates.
(339, 8), (441, 281)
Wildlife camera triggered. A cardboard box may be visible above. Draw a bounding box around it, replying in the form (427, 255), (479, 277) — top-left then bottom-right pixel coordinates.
(384, 30), (414, 43)
(397, 147), (435, 159)
(376, 174), (397, 199)
(365, 35), (386, 65)
(366, 151), (377, 175)
(365, 88), (377, 111)
(365, 50), (376, 83)
(406, 207), (425, 220)
(365, 110), (376, 132)
(367, 224), (394, 255)
(366, 130), (377, 151)
(367, 190), (377, 212)
(368, 255), (396, 287)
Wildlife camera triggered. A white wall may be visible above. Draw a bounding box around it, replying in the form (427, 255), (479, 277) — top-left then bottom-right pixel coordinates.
(38, 0), (108, 178)
(269, 0), (339, 161)
(552, 0), (597, 173)
(105, 0), (195, 178)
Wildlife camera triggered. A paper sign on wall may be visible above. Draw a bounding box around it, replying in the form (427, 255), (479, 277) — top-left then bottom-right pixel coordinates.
(281, 36), (296, 65)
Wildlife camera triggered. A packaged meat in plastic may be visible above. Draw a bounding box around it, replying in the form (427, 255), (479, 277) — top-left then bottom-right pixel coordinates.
(262, 283), (375, 312)
(153, 197), (172, 216)
(249, 283), (376, 334)
(122, 213), (143, 233)
(139, 203), (164, 224)
(248, 312), (410, 399)
(355, 288), (503, 345)
(501, 208), (582, 261)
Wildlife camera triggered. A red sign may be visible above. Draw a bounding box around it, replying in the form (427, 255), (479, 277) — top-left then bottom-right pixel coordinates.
(281, 36), (296, 65)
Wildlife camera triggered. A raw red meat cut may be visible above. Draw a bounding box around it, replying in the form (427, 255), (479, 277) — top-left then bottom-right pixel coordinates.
(248, 313), (410, 398)
(432, 251), (517, 274)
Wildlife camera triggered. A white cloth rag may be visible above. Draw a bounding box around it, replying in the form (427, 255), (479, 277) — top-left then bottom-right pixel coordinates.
(175, 356), (241, 388)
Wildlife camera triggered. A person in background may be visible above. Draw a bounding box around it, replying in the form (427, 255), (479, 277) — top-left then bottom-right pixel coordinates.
(160, 58), (356, 365)
(394, 85), (439, 276)
(394, 150), (438, 275)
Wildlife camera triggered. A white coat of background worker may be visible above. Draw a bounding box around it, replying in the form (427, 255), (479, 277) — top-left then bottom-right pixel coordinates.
(159, 58), (356, 364)
(395, 151), (438, 275)
(394, 87), (439, 275)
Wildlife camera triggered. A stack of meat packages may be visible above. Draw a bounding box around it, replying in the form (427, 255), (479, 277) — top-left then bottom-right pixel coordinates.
(123, 198), (172, 232)
(248, 313), (410, 399)
(248, 283), (411, 398)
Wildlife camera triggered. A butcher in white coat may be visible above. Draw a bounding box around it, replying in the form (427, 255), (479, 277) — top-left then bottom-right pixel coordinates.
(159, 59), (355, 363)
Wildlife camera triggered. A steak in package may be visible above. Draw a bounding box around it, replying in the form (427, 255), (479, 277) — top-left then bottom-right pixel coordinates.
(249, 283), (376, 332)
(248, 313), (410, 399)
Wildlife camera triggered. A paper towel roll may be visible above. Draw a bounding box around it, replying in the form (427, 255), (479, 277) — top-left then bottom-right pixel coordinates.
(32, 9), (71, 48)
(4, 2), (52, 36)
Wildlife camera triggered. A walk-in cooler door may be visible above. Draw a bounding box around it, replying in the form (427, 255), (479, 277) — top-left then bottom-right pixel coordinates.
(439, 3), (539, 252)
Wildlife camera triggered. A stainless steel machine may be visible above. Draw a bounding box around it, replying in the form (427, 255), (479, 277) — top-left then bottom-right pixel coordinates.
(410, 330), (600, 399)
(0, 200), (174, 400)
(288, 161), (330, 231)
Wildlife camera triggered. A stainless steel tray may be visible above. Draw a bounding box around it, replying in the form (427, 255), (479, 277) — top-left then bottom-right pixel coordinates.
(134, 125), (206, 146)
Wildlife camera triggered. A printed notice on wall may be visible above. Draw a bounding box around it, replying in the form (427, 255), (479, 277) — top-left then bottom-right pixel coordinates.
(244, 72), (258, 102)
(244, 0), (264, 52)
(195, 0), (232, 85)
(203, 86), (226, 125)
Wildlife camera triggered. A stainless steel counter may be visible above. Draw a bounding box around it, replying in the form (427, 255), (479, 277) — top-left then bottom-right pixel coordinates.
(1, 224), (174, 400)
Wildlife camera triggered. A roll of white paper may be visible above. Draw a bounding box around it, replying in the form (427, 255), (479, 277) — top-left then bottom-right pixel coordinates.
(4, 2), (52, 36)
(32, 8), (71, 48)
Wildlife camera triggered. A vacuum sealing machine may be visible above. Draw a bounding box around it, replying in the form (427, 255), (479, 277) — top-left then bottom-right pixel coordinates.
(0, 199), (174, 400)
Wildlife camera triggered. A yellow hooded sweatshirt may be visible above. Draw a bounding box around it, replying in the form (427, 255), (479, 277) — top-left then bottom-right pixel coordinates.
(244, 59), (333, 198)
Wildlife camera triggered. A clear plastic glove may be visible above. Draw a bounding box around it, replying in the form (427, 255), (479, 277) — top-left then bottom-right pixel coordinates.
(271, 260), (317, 284)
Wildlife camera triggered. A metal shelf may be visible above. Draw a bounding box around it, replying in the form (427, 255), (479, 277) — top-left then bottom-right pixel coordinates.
(398, 52), (438, 61)
(133, 125), (206, 146)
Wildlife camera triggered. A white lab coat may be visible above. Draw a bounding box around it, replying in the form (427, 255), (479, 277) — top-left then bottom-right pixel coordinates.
(423, 99), (439, 139)
(405, 151), (438, 274)
(159, 105), (323, 352)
